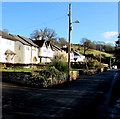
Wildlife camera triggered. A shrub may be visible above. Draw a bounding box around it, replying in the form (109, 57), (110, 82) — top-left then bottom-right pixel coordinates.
(33, 75), (46, 87)
(49, 61), (68, 73)
(39, 66), (60, 78)
(2, 64), (6, 69)
(86, 58), (100, 69)
(51, 51), (67, 62)
(32, 66), (64, 87)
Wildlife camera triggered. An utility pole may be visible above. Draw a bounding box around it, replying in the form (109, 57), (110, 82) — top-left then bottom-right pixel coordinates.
(100, 44), (101, 68)
(110, 56), (112, 69)
(68, 3), (72, 81)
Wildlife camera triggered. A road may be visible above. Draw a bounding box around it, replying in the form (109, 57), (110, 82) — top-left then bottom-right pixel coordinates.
(2, 70), (119, 119)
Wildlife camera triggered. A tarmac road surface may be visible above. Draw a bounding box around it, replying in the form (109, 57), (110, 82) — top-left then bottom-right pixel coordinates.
(2, 70), (119, 119)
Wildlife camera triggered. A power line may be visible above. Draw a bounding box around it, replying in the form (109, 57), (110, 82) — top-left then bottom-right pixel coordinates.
(7, 15), (67, 33)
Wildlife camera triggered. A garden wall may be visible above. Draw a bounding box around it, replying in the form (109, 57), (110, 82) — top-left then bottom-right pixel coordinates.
(2, 70), (80, 88)
(2, 72), (36, 85)
(2, 69), (101, 88)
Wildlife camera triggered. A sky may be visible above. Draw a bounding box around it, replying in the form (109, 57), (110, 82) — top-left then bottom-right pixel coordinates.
(1, 2), (119, 45)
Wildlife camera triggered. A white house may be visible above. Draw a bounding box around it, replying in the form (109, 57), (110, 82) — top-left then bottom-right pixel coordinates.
(33, 40), (54, 63)
(12, 35), (31, 64)
(61, 47), (85, 62)
(0, 31), (16, 63)
(0, 31), (39, 64)
(0, 30), (85, 64)
(16, 35), (39, 64)
(72, 51), (85, 62)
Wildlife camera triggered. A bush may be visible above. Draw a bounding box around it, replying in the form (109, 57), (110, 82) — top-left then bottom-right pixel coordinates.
(49, 61), (68, 73)
(86, 58), (100, 69)
(51, 51), (67, 62)
(33, 75), (46, 87)
(32, 66), (67, 87)
(39, 66), (60, 78)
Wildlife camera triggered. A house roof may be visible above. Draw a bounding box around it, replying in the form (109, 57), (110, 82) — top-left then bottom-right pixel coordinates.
(61, 47), (85, 57)
(0, 30), (17, 41)
(51, 44), (62, 51)
(73, 50), (85, 57)
(33, 40), (45, 47)
(12, 35), (30, 46)
(33, 40), (62, 52)
(18, 35), (39, 47)
(61, 47), (68, 53)
(73, 51), (80, 56)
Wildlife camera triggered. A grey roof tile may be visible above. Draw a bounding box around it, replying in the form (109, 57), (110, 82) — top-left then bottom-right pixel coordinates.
(18, 35), (39, 47)
(0, 30), (17, 41)
(13, 35), (30, 46)
(33, 40), (45, 47)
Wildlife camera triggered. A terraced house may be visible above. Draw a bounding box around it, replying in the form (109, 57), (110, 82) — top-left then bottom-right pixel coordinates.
(11, 35), (39, 64)
(0, 31), (85, 64)
(0, 31), (63, 64)
(33, 40), (63, 63)
(0, 31), (16, 63)
(0, 31), (40, 64)
(33, 40), (53, 63)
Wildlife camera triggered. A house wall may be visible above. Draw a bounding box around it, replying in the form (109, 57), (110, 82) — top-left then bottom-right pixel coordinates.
(74, 55), (85, 62)
(24, 45), (32, 64)
(39, 44), (54, 63)
(66, 52), (85, 62)
(31, 46), (39, 64)
(14, 41), (25, 64)
(0, 37), (15, 63)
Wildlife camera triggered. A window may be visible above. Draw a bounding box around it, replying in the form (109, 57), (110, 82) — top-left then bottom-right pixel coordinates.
(6, 40), (11, 45)
(26, 47), (29, 50)
(19, 45), (21, 50)
(43, 49), (46, 53)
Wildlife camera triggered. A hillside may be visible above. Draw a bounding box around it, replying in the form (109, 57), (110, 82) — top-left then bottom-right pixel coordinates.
(72, 44), (113, 58)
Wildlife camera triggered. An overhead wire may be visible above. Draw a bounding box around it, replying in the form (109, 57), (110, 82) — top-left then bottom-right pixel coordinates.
(9, 14), (67, 33)
(4, 3), (69, 36)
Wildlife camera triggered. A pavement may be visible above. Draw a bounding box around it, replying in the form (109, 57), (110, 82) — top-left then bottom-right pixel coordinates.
(2, 70), (119, 119)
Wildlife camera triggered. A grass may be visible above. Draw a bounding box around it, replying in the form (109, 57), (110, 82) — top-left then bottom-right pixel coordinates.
(72, 45), (113, 57)
(87, 49), (113, 57)
(71, 68), (85, 71)
(1, 68), (42, 72)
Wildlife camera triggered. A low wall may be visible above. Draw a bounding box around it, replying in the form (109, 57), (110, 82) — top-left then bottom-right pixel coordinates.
(2, 70), (80, 87)
(2, 72), (37, 85)
(2, 68), (102, 88)
(1, 71), (63, 87)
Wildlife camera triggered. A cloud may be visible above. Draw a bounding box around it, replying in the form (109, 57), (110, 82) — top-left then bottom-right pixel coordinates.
(102, 31), (118, 39)
(104, 41), (115, 46)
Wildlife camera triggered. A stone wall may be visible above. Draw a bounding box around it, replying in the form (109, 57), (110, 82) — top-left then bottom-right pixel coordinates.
(1, 71), (70, 87)
(2, 72), (37, 85)
(2, 70), (80, 87)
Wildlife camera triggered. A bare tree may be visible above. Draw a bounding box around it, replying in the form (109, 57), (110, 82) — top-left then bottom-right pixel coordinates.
(80, 38), (92, 55)
(31, 27), (57, 41)
(58, 37), (68, 47)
